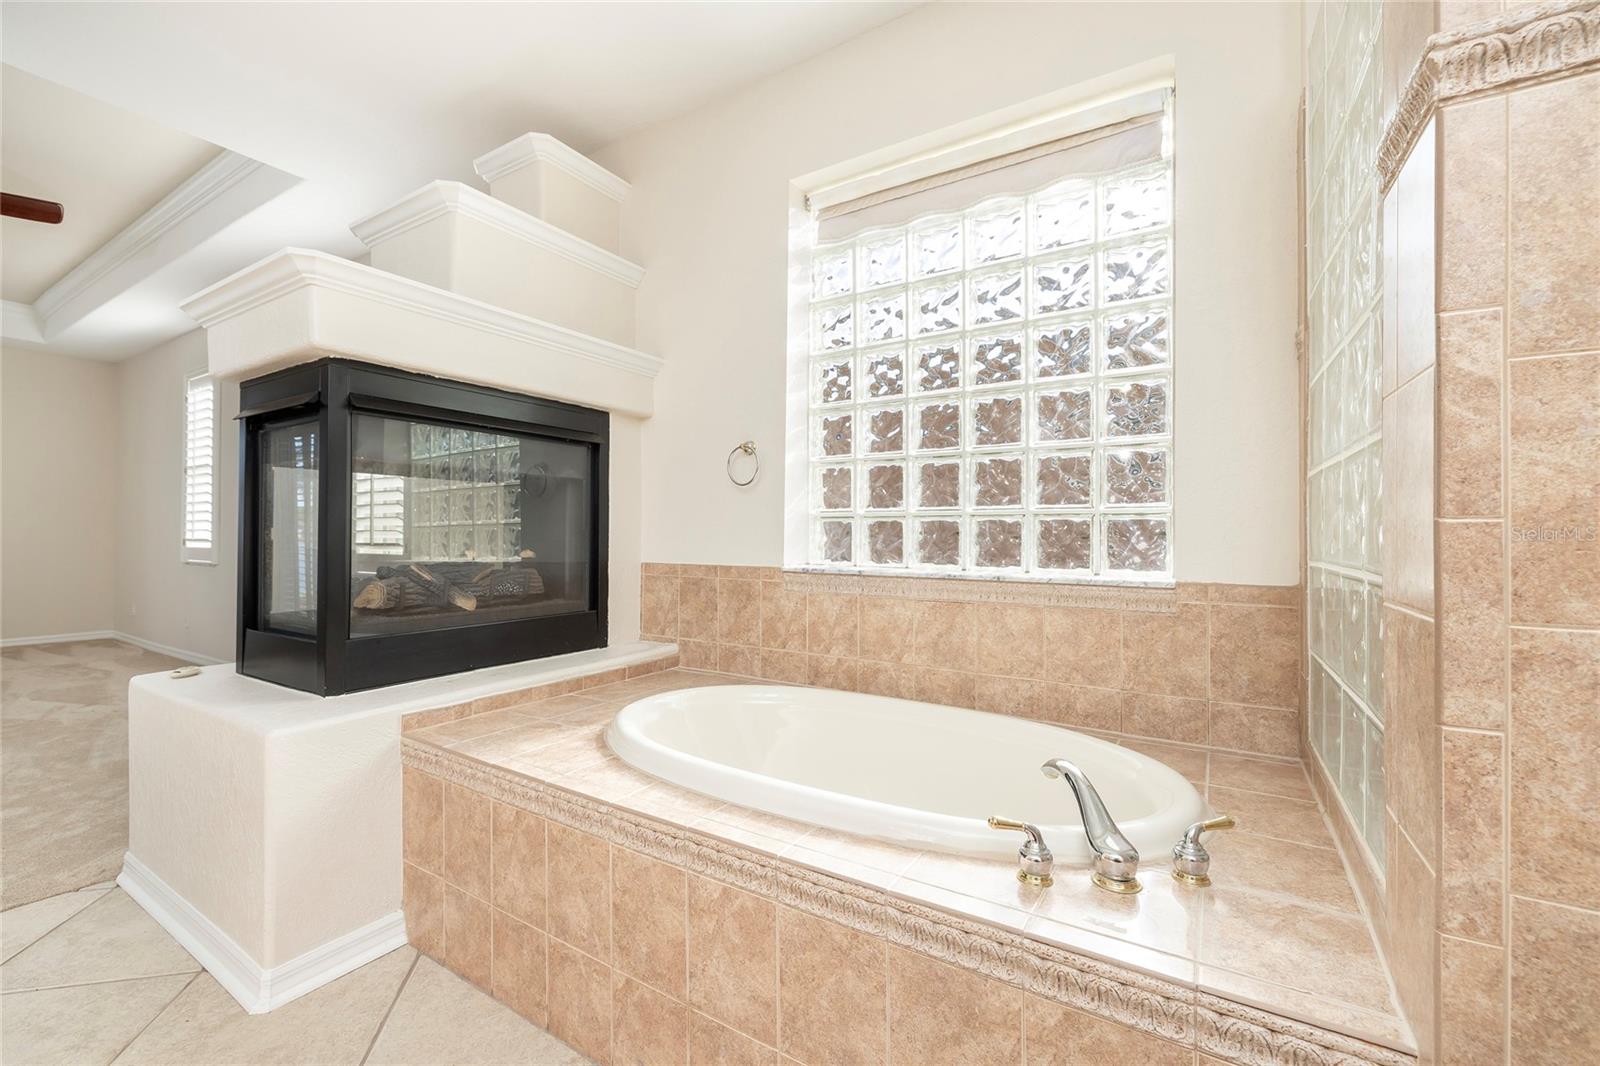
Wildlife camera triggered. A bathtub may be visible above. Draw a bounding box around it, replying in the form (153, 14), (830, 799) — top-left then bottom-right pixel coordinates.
(605, 685), (1207, 862)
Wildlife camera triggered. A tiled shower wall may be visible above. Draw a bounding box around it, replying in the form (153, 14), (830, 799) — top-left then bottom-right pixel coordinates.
(640, 565), (1302, 759)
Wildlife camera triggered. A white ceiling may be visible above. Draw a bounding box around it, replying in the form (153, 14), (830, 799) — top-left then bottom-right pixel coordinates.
(0, 1), (919, 359)
(1, 65), (221, 304)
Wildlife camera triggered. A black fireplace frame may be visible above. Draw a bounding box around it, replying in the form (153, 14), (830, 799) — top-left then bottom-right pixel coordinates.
(237, 358), (609, 696)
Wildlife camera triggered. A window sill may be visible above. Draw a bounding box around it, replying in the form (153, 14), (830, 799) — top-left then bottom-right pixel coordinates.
(182, 556), (219, 568)
(781, 564), (1175, 590)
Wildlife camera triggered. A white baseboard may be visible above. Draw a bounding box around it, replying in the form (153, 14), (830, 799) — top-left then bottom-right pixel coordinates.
(118, 852), (407, 1014)
(0, 630), (227, 666)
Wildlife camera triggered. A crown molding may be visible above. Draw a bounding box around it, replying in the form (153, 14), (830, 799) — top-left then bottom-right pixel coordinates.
(1378, 0), (1600, 193)
(472, 132), (631, 202)
(348, 180), (643, 287)
(1, 300), (44, 344)
(33, 151), (270, 328)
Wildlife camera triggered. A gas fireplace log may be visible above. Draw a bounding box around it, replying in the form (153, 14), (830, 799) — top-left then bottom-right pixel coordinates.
(375, 563), (478, 611)
(356, 561), (547, 612)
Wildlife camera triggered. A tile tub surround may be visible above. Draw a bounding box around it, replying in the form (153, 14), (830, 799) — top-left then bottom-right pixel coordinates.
(400, 668), (1414, 1065)
(639, 565), (1303, 760)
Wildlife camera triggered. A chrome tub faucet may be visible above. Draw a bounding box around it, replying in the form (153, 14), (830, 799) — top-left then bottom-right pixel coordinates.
(1040, 757), (1142, 894)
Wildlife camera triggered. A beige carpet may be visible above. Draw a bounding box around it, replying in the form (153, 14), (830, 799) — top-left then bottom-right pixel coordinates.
(0, 640), (191, 910)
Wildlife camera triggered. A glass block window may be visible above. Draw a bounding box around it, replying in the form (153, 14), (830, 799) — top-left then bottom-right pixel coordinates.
(805, 156), (1174, 578)
(1305, 0), (1385, 870)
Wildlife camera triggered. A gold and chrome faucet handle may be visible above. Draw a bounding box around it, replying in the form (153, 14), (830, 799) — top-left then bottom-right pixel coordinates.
(987, 816), (1054, 887)
(1171, 814), (1234, 887)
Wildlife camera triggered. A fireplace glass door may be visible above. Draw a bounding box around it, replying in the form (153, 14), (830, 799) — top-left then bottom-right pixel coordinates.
(260, 419), (320, 634)
(348, 414), (593, 638)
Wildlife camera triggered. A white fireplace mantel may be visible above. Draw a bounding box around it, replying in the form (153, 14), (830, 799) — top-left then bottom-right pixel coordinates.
(180, 247), (661, 417)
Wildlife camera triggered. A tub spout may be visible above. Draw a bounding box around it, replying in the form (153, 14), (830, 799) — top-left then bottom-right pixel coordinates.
(1040, 757), (1141, 894)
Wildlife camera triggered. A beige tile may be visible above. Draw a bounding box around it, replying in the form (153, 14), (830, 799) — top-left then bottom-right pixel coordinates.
(689, 1011), (778, 1066)
(718, 578), (761, 645)
(1207, 787), (1328, 848)
(1207, 584), (1299, 607)
(1120, 692), (1207, 745)
(1207, 754), (1308, 800)
(973, 673), (1044, 718)
(1, 973), (192, 1066)
(758, 649), (809, 685)
(680, 577), (719, 640)
(1439, 97), (1508, 313)
(1388, 822), (1437, 1054)
(1440, 934), (1506, 1066)
(1382, 370), (1436, 614)
(1121, 603), (1208, 699)
(1508, 73), (1600, 356)
(367, 954), (586, 1065)
(1023, 993), (1192, 1066)
(1509, 627), (1600, 909)
(422, 709), (535, 745)
(858, 596), (916, 663)
(1208, 604), (1300, 710)
(805, 591), (859, 658)
(1381, 186), (1400, 396)
(1510, 894), (1600, 1064)
(718, 643), (761, 678)
(1034, 683), (1121, 733)
(777, 908), (886, 1066)
(0, 886), (109, 964)
(117, 947), (415, 1064)
(856, 660), (918, 699)
(792, 827), (920, 880)
(687, 876), (776, 1044)
(897, 850), (1046, 914)
(625, 781), (725, 825)
(759, 582), (807, 652)
(546, 939), (612, 1064)
(491, 910), (547, 1026)
(1041, 606), (1124, 688)
(1031, 862), (1202, 960)
(546, 824), (612, 961)
(974, 602), (1043, 679)
(444, 884), (492, 991)
(1441, 728), (1505, 942)
(1384, 605), (1439, 859)
(908, 599), (975, 670)
(806, 653), (858, 693)
(1439, 520), (1507, 728)
(887, 947), (1021, 1065)
(613, 972), (690, 1066)
(613, 849), (687, 998)
(1438, 311), (1505, 519)
(448, 718), (570, 762)
(403, 862), (445, 960)
(442, 783), (491, 899)
(679, 639), (718, 671)
(555, 757), (655, 805)
(1396, 117), (1437, 385)
(1, 889), (198, 991)
(1204, 832), (1357, 913)
(1200, 886), (1394, 1015)
(1508, 353), (1599, 627)
(913, 666), (976, 708)
(402, 769), (444, 874)
(1121, 738), (1207, 784)
(640, 573), (679, 638)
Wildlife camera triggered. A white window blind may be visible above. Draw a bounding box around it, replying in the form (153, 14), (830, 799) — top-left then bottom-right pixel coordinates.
(183, 372), (217, 564)
(803, 97), (1175, 580)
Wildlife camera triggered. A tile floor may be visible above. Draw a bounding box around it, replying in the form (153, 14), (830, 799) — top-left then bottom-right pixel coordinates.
(0, 883), (591, 1065)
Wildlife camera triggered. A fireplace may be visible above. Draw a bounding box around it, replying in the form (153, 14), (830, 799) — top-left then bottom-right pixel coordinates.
(237, 358), (608, 695)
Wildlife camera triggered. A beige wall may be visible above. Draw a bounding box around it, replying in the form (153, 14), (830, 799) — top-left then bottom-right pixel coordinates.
(0, 347), (120, 640)
(112, 329), (237, 663)
(594, 1), (1305, 584)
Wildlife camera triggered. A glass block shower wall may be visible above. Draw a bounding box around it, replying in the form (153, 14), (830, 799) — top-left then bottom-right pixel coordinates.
(1305, 0), (1385, 870)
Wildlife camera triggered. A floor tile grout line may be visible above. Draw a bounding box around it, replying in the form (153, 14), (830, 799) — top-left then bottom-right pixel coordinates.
(104, 970), (201, 1065)
(1, 968), (205, 995)
(0, 886), (125, 972)
(360, 947), (421, 1066)
(0, 885), (116, 966)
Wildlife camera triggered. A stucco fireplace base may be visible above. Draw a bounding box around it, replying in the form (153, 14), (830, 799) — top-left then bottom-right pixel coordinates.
(118, 641), (676, 1013)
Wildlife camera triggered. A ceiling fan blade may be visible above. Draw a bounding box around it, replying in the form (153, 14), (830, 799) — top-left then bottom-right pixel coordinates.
(2, 193), (65, 224)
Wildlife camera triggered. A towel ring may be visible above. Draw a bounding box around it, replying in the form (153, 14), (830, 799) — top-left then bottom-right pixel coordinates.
(727, 441), (759, 486)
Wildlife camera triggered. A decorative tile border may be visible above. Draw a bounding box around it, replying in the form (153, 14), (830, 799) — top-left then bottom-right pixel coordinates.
(1378, 0), (1600, 192)
(402, 740), (1414, 1066)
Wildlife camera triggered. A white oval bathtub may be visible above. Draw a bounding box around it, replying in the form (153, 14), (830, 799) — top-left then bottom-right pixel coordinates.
(605, 685), (1206, 862)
